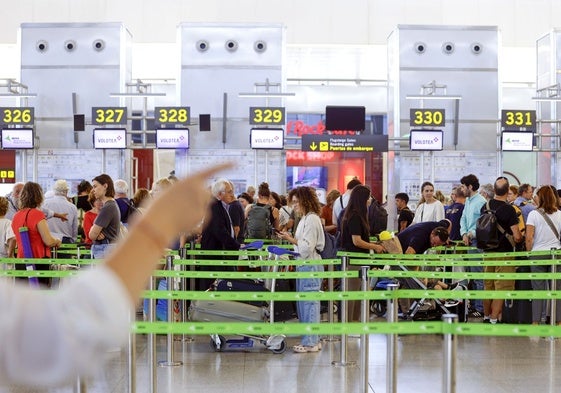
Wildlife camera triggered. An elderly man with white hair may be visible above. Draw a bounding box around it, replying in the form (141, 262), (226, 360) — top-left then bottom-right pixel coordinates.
(43, 179), (78, 243)
(114, 179), (132, 225)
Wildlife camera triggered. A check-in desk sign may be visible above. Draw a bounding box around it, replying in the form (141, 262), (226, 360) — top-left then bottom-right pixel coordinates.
(301, 135), (388, 152)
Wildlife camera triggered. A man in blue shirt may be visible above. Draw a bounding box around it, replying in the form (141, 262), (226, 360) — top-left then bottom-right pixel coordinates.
(445, 186), (465, 241)
(459, 174), (487, 316)
(513, 183), (536, 223)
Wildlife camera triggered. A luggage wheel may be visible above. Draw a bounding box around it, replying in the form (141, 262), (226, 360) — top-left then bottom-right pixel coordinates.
(210, 334), (226, 352)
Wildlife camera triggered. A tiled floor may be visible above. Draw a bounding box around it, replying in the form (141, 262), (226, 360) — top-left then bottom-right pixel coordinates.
(3, 322), (561, 393)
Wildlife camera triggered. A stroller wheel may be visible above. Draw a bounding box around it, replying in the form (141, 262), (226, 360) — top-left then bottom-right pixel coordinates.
(271, 339), (287, 354)
(210, 335), (226, 352)
(370, 300), (386, 317)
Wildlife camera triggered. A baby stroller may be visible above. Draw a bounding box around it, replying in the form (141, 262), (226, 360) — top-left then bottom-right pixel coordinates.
(370, 277), (399, 317)
(394, 264), (454, 321)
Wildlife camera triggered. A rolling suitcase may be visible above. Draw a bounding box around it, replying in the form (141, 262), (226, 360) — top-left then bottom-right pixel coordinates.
(501, 266), (532, 324)
(189, 299), (265, 322)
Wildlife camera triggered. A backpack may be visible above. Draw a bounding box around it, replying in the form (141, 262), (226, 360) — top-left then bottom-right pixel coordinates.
(476, 201), (505, 250)
(335, 206), (346, 248)
(318, 229), (338, 259)
(368, 198), (388, 236)
(246, 203), (272, 239)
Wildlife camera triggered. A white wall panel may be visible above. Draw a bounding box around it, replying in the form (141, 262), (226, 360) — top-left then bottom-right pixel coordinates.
(0, 0), (561, 47)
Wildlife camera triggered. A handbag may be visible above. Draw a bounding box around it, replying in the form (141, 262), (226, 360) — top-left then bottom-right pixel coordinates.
(380, 236), (403, 254)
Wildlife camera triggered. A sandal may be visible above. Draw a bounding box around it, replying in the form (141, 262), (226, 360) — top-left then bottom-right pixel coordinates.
(293, 344), (321, 353)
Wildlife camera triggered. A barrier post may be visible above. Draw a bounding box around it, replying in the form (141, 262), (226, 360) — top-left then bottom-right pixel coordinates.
(189, 239), (196, 298)
(332, 255), (356, 367)
(74, 376), (86, 393)
(386, 283), (399, 393)
(360, 266), (370, 393)
(127, 310), (137, 393)
(148, 276), (157, 393)
(324, 260), (339, 343)
(159, 255), (183, 367)
(442, 314), (458, 393)
(550, 248), (557, 336)
(179, 247), (194, 343)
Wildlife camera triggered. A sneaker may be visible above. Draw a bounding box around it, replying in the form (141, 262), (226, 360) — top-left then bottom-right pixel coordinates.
(444, 300), (460, 307)
(468, 310), (483, 318)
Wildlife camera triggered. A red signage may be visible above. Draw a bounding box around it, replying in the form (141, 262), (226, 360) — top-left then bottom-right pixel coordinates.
(286, 150), (336, 162)
(286, 120), (358, 136)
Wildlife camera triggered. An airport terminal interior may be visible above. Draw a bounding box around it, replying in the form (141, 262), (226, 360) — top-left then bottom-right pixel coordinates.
(3, 1), (561, 392)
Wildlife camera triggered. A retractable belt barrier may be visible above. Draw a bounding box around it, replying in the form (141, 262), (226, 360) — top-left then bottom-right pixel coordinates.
(3, 250), (561, 336)
(4, 247), (561, 393)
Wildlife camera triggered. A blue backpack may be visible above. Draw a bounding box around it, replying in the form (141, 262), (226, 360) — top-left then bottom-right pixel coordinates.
(319, 229), (339, 259)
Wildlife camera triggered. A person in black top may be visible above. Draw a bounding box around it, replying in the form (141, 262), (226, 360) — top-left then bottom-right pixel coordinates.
(395, 192), (414, 232)
(199, 179), (244, 290)
(396, 219), (451, 255)
(340, 185), (385, 255)
(340, 185), (384, 322)
(481, 177), (523, 324)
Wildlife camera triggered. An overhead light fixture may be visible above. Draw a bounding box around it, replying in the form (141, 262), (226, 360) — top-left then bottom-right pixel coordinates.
(238, 92), (296, 98)
(109, 93), (166, 98)
(405, 95), (462, 100)
(0, 93), (37, 98)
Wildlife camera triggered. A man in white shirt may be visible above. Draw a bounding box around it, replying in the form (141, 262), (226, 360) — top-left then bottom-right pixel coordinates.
(43, 180), (78, 243)
(331, 178), (362, 230)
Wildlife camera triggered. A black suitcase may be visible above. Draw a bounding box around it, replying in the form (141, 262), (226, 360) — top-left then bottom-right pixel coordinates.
(214, 279), (267, 307)
(272, 278), (296, 322)
(501, 266), (532, 324)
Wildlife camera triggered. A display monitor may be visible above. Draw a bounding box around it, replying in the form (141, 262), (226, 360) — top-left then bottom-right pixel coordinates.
(156, 128), (190, 149)
(501, 131), (533, 151)
(287, 166), (328, 190)
(325, 106), (365, 131)
(409, 129), (444, 151)
(250, 128), (284, 149)
(1, 128), (34, 149)
(199, 114), (211, 131)
(93, 128), (127, 149)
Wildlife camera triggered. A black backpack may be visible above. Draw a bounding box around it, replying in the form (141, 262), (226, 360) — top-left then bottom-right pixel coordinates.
(476, 201), (504, 250)
(368, 198), (388, 236)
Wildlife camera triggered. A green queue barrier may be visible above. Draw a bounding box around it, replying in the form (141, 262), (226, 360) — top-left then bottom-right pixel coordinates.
(132, 321), (561, 338)
(3, 260), (561, 338)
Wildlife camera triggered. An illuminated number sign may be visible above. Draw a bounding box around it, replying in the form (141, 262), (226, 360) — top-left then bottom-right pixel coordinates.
(0, 107), (34, 125)
(154, 107), (190, 127)
(92, 107), (127, 125)
(501, 110), (536, 131)
(0, 168), (15, 183)
(250, 107), (285, 125)
(409, 109), (445, 127)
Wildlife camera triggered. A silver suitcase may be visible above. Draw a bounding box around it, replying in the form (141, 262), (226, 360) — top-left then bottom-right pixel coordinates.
(189, 300), (265, 323)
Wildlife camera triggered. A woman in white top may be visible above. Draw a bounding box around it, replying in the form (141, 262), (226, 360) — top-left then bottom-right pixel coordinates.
(278, 186), (324, 353)
(0, 164), (229, 387)
(525, 185), (561, 325)
(412, 181), (445, 224)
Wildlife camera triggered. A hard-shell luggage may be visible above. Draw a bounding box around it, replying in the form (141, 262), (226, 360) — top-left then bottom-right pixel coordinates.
(189, 299), (265, 323)
(502, 266), (532, 324)
(272, 278), (296, 321)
